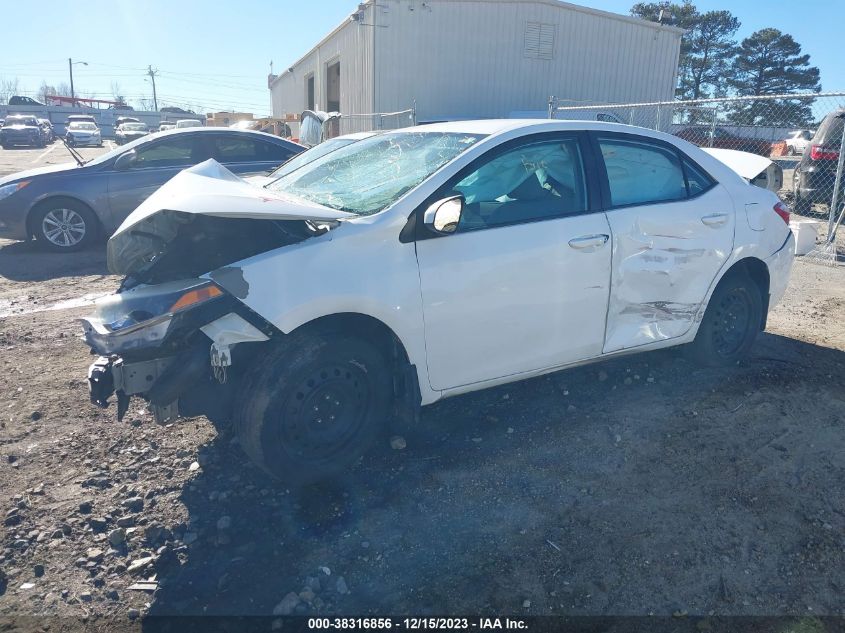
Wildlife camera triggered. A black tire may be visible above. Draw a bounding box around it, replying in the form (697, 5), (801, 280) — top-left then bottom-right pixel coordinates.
(688, 272), (762, 367)
(234, 331), (393, 486)
(31, 199), (99, 252)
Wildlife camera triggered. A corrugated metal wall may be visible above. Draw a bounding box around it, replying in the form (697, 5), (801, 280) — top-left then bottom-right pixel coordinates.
(269, 6), (375, 125)
(270, 0), (681, 125)
(374, 0), (681, 121)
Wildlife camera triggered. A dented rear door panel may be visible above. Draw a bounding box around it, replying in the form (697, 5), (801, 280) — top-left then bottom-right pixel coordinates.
(602, 184), (736, 353)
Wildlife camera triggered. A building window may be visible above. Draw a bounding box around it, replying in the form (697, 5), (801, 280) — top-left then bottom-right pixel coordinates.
(306, 74), (315, 111)
(326, 60), (340, 112)
(524, 22), (555, 60)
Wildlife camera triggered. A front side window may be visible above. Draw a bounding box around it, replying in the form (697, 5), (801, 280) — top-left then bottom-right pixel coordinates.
(450, 138), (588, 231)
(267, 132), (484, 216)
(133, 137), (201, 169)
(598, 138), (687, 207)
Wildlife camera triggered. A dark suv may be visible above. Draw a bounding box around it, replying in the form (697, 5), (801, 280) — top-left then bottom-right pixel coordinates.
(793, 109), (845, 214)
(0, 115), (44, 148)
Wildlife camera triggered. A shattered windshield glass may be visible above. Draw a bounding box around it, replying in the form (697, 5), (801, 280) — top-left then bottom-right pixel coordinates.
(266, 132), (485, 215)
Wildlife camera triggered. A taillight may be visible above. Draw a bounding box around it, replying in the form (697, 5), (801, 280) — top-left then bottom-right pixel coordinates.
(773, 201), (790, 225)
(810, 144), (840, 160)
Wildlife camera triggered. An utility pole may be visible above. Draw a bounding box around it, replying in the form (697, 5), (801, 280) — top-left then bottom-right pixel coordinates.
(68, 58), (74, 106)
(147, 65), (159, 112)
(68, 58), (88, 107)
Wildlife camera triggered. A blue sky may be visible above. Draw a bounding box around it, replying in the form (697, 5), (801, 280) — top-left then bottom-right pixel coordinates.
(0, 0), (840, 115)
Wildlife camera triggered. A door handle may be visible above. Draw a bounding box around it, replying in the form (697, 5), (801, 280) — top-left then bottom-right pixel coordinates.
(568, 234), (609, 250)
(701, 213), (729, 227)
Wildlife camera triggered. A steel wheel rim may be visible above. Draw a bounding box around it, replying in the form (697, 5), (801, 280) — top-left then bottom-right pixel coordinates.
(711, 290), (751, 357)
(276, 362), (370, 463)
(42, 208), (86, 247)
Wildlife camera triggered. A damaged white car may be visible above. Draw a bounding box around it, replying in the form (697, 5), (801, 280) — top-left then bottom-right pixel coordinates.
(82, 120), (795, 484)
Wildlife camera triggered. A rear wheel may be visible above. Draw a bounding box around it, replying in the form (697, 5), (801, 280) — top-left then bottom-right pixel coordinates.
(688, 272), (762, 367)
(31, 199), (99, 252)
(235, 332), (393, 486)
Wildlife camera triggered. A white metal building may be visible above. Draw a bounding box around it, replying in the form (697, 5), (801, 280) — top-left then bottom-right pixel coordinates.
(269, 0), (683, 125)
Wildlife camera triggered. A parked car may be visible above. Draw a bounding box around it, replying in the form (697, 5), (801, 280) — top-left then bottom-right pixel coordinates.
(79, 120), (795, 485)
(0, 115), (45, 148)
(8, 95), (43, 106)
(793, 109), (845, 214)
(108, 103), (134, 111)
(115, 116), (140, 129)
(0, 129), (303, 251)
(176, 119), (203, 128)
(37, 119), (55, 143)
(159, 121), (177, 132)
(115, 122), (149, 145)
(66, 115), (97, 127)
(160, 106), (196, 115)
(66, 121), (102, 147)
(784, 130), (813, 155)
(674, 126), (772, 157)
(245, 131), (377, 187)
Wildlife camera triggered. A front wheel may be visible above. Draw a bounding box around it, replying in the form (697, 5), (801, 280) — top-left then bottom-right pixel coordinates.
(688, 272), (762, 367)
(32, 200), (99, 252)
(234, 332), (393, 486)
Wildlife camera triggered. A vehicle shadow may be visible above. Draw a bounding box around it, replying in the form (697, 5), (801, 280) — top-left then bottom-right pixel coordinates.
(142, 332), (845, 626)
(0, 239), (109, 281)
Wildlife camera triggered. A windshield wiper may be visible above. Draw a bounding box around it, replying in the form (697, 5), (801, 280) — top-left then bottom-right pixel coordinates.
(59, 135), (87, 166)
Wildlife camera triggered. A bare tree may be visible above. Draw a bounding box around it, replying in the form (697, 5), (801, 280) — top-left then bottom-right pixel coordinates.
(110, 81), (126, 104)
(38, 81), (58, 104)
(0, 77), (21, 104)
(56, 83), (72, 97)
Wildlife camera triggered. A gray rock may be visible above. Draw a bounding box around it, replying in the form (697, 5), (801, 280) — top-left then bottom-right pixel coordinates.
(127, 608), (141, 620)
(272, 592), (301, 616)
(336, 576), (349, 595)
(87, 548), (104, 563)
(389, 436), (407, 450)
(88, 517), (108, 532)
(122, 497), (144, 513)
(305, 576), (321, 592)
(127, 556), (155, 575)
(33, 564), (44, 577)
(216, 516), (232, 531)
(79, 591), (92, 602)
(116, 516), (135, 528)
(78, 501), (93, 514)
(108, 528), (126, 547)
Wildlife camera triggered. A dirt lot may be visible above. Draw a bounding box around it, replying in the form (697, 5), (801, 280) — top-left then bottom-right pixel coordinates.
(1, 147), (845, 628)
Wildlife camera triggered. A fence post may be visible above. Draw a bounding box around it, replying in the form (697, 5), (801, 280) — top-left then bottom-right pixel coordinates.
(655, 103), (662, 131)
(709, 109), (717, 148)
(548, 96), (555, 120)
(827, 115), (845, 236)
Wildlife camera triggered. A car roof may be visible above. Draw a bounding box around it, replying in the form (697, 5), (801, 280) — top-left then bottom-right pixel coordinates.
(141, 127), (303, 145)
(392, 118), (691, 139)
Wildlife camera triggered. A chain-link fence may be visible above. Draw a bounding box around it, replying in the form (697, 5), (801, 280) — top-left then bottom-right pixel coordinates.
(549, 92), (845, 232)
(322, 107), (417, 139)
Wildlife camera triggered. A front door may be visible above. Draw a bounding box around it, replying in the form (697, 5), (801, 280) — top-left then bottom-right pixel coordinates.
(593, 133), (736, 353)
(415, 134), (612, 391)
(107, 134), (211, 229)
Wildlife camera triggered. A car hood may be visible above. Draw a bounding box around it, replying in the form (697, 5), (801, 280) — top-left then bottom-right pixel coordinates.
(0, 162), (81, 186)
(108, 159), (352, 276)
(1, 125), (38, 131)
(243, 174), (274, 187)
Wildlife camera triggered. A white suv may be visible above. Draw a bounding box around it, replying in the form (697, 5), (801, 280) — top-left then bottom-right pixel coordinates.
(82, 120), (795, 485)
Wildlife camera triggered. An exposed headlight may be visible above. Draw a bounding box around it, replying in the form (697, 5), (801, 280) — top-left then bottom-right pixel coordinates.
(0, 181), (30, 201)
(91, 279), (224, 332)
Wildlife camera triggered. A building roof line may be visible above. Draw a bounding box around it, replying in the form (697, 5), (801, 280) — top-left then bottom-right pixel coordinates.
(269, 0), (684, 89)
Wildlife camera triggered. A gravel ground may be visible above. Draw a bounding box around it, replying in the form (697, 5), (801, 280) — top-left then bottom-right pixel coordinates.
(1, 147), (844, 628)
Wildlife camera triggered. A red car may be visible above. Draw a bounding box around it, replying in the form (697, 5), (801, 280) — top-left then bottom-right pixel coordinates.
(675, 126), (773, 157)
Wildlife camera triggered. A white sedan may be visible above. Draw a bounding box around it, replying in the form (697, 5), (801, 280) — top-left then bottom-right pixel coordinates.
(83, 120), (795, 485)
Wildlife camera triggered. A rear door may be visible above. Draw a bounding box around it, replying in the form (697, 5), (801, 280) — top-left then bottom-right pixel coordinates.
(593, 133), (735, 353)
(106, 134), (212, 228)
(209, 134), (298, 176)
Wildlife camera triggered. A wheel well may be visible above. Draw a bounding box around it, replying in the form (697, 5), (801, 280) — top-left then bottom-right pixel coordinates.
(290, 313), (420, 411)
(723, 257), (770, 330)
(26, 196), (100, 239)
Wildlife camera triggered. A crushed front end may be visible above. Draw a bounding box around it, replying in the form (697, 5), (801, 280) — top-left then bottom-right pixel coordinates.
(82, 278), (272, 424)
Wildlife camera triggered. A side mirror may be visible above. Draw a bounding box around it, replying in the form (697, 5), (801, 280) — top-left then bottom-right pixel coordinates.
(113, 150), (137, 171)
(423, 195), (463, 235)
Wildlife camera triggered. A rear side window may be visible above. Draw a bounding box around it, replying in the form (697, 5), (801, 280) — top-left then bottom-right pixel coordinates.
(213, 136), (296, 163)
(816, 114), (844, 146)
(598, 138), (687, 207)
(682, 158), (715, 196)
(134, 136), (202, 168)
